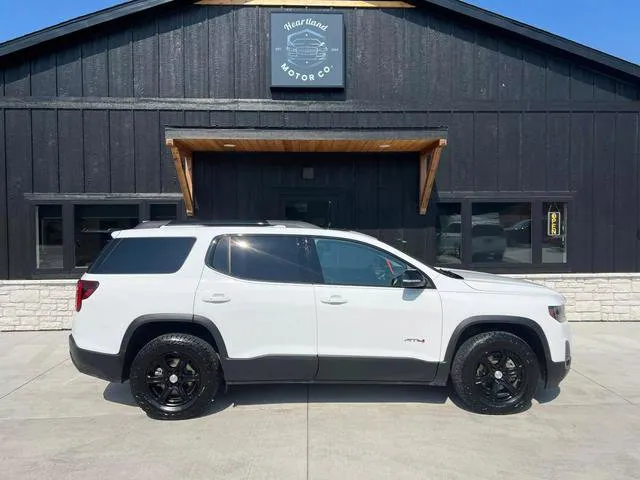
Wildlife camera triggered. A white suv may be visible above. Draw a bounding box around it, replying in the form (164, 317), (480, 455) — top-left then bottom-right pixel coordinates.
(70, 221), (572, 419)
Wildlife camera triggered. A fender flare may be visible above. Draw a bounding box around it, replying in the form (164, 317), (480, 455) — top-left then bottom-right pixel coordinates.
(432, 315), (552, 386)
(118, 313), (229, 359)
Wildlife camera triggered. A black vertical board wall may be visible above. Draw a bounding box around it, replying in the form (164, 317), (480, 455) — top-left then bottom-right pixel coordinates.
(4, 63), (30, 96)
(497, 112), (521, 191)
(109, 110), (135, 193)
(208, 7), (235, 99)
(447, 112), (473, 191)
(5, 110), (32, 278)
(83, 111), (110, 192)
(571, 66), (595, 101)
(184, 5), (209, 98)
(474, 113), (498, 190)
(522, 49), (546, 101)
(108, 29), (134, 97)
(132, 21), (159, 97)
(593, 113), (617, 272)
(570, 113), (594, 272)
(58, 110), (84, 192)
(32, 110), (59, 192)
(613, 113), (638, 271)
(0, 110), (7, 278)
(82, 37), (108, 97)
(31, 54), (57, 96)
(498, 41), (523, 101)
(57, 45), (82, 97)
(546, 113), (570, 192)
(521, 113), (547, 191)
(134, 110), (161, 192)
(546, 57), (571, 100)
(159, 10), (185, 98)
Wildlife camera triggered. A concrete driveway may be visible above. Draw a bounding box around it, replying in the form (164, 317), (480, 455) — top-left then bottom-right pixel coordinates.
(0, 323), (639, 480)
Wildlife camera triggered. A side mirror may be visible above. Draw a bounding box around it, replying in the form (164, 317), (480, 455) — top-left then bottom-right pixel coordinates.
(402, 269), (427, 289)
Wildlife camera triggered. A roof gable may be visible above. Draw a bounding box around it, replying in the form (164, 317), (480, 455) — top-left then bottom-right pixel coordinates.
(0, 0), (639, 81)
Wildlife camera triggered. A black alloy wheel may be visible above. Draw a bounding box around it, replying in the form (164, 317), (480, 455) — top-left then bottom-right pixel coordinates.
(451, 331), (540, 415)
(129, 333), (221, 420)
(145, 352), (202, 410)
(473, 350), (526, 404)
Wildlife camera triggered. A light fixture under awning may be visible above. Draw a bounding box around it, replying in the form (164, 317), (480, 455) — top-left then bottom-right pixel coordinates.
(165, 128), (447, 217)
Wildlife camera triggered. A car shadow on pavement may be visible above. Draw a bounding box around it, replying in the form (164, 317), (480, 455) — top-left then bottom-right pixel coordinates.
(534, 386), (561, 404)
(104, 382), (451, 417)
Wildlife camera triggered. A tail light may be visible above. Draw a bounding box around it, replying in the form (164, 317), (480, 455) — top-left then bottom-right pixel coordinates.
(76, 280), (99, 312)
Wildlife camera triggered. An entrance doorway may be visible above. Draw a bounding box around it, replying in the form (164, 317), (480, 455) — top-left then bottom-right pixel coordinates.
(279, 191), (343, 228)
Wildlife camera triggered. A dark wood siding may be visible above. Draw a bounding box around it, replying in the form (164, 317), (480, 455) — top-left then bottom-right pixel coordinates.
(1, 5), (637, 103)
(0, 4), (638, 278)
(5, 110), (32, 278)
(0, 109), (7, 278)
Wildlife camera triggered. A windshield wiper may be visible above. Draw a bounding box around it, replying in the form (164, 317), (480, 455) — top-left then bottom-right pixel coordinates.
(436, 268), (464, 280)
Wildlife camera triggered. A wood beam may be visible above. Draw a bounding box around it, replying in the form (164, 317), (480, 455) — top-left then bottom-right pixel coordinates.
(419, 139), (447, 215)
(195, 0), (414, 8)
(184, 152), (194, 207)
(166, 139), (195, 217)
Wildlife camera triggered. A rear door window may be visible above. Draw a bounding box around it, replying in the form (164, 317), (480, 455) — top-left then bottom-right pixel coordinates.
(221, 235), (316, 284)
(89, 237), (196, 274)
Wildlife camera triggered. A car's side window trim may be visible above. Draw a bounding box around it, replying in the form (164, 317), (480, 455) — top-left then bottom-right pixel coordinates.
(205, 234), (230, 274)
(307, 235), (435, 289)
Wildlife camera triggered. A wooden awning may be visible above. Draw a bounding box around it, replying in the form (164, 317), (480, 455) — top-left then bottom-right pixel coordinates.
(165, 128), (447, 217)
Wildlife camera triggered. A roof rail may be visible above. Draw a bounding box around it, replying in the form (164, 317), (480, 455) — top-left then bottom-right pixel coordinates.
(133, 219), (322, 229)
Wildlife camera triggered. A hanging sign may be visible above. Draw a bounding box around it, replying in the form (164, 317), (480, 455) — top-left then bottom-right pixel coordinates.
(270, 13), (345, 88)
(547, 207), (562, 237)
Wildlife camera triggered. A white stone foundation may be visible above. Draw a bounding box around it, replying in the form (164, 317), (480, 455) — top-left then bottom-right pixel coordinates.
(0, 280), (76, 331)
(1, 274), (639, 331)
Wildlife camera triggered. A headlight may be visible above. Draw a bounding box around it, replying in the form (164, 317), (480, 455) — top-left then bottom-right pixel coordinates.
(548, 305), (567, 323)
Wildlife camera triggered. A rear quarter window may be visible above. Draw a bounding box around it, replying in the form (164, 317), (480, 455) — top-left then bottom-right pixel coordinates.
(89, 237), (196, 274)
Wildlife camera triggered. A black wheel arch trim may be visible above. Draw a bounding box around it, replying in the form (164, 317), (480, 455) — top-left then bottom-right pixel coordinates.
(433, 316), (553, 386)
(119, 313), (230, 360)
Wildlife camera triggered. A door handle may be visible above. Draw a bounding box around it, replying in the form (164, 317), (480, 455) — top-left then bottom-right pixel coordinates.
(321, 295), (348, 305)
(203, 293), (230, 304)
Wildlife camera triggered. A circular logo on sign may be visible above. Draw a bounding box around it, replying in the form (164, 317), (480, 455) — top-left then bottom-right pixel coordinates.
(287, 28), (328, 69)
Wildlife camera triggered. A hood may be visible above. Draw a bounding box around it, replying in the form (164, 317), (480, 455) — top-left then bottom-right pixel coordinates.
(442, 268), (559, 297)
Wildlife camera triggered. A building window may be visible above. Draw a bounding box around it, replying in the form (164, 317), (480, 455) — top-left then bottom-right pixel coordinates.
(543, 203), (567, 264)
(436, 203), (462, 265)
(36, 205), (63, 269)
(472, 203), (531, 264)
(74, 205), (139, 268)
(150, 204), (178, 221)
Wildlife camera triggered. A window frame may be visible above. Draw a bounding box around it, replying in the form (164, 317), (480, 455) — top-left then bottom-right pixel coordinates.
(308, 235), (435, 289)
(433, 195), (572, 273)
(26, 196), (185, 279)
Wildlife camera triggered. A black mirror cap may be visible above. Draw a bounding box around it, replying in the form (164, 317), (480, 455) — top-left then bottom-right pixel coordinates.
(402, 269), (427, 289)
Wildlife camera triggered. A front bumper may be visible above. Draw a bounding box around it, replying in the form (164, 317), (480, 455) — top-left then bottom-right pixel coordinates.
(546, 340), (571, 388)
(69, 335), (125, 383)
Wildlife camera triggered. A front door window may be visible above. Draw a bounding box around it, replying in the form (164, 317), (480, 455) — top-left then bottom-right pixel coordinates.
(313, 238), (409, 288)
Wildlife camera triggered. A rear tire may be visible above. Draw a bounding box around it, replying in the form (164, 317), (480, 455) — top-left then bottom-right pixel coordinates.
(129, 333), (220, 420)
(450, 331), (539, 415)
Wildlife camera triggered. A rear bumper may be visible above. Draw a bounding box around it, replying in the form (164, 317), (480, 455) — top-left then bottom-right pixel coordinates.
(69, 335), (125, 383)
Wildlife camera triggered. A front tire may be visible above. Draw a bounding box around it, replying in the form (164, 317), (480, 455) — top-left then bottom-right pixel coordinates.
(450, 331), (539, 415)
(129, 333), (221, 420)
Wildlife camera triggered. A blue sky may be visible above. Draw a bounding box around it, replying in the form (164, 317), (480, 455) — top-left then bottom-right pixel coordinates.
(0, 0), (639, 65)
